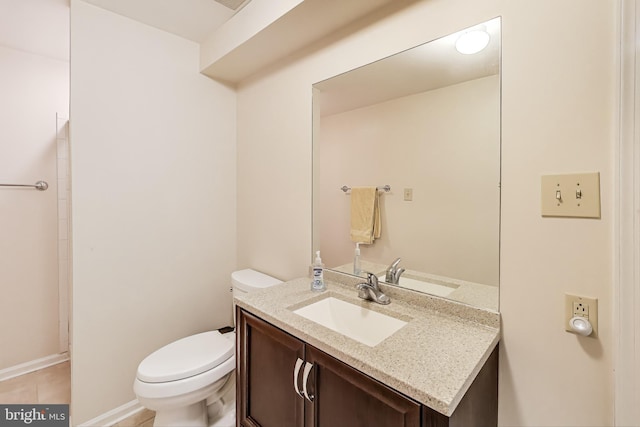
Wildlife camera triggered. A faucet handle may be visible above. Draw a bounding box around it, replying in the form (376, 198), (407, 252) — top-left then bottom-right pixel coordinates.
(364, 271), (378, 287)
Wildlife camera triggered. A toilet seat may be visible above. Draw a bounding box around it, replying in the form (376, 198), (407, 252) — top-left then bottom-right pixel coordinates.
(134, 355), (235, 400)
(137, 331), (233, 383)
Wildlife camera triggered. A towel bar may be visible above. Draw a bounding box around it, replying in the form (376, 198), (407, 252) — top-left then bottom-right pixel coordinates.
(0, 180), (49, 191)
(341, 185), (390, 193)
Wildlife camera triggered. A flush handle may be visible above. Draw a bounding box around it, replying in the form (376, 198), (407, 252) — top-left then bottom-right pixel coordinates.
(302, 362), (314, 402)
(293, 358), (304, 398)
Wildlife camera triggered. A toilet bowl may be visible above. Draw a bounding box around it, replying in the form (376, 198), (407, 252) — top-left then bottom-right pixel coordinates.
(133, 269), (282, 427)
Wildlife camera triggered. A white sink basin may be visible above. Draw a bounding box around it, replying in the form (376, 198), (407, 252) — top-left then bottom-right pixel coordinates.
(293, 297), (407, 347)
(378, 275), (458, 297)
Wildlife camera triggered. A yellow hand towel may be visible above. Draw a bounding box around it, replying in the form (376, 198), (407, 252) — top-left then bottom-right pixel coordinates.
(350, 187), (381, 244)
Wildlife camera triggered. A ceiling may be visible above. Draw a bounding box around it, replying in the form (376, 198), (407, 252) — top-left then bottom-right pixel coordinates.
(82, 0), (249, 43)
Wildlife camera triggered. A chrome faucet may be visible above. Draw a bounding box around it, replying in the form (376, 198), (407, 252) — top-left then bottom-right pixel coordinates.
(385, 258), (406, 285)
(357, 272), (390, 305)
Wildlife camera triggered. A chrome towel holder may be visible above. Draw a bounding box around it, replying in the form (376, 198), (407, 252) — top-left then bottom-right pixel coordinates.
(0, 180), (49, 191)
(341, 185), (391, 193)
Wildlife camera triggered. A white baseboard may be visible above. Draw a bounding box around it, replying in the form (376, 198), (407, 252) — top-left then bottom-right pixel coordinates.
(77, 399), (145, 427)
(0, 353), (69, 382)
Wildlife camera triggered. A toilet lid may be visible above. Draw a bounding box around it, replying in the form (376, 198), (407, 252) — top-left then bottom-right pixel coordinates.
(137, 331), (234, 383)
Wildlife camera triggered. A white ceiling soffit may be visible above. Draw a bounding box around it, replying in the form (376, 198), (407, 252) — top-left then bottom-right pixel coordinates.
(200, 0), (410, 84)
(82, 0), (250, 43)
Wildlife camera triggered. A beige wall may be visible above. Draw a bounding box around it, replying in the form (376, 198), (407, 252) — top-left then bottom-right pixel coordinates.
(317, 75), (500, 286)
(70, 1), (237, 422)
(0, 45), (68, 369)
(237, 0), (615, 425)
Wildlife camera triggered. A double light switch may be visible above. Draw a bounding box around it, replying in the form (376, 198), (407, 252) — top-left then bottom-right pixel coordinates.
(541, 172), (601, 218)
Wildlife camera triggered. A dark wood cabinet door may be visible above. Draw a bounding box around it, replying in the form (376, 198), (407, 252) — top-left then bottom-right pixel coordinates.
(304, 345), (421, 427)
(237, 309), (305, 427)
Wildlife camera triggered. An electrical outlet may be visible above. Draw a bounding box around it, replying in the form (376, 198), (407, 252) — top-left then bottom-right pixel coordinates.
(565, 293), (598, 337)
(404, 188), (413, 201)
(573, 301), (589, 318)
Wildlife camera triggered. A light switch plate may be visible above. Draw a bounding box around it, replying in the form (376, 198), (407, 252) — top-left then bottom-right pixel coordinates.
(541, 172), (601, 218)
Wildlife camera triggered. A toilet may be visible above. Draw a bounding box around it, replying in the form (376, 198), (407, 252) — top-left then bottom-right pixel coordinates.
(133, 269), (282, 427)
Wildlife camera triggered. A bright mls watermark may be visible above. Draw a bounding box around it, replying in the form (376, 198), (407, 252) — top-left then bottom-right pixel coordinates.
(0, 405), (68, 427)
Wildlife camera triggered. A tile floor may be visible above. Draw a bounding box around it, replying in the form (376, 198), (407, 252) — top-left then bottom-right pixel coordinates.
(0, 362), (155, 427)
(0, 361), (70, 404)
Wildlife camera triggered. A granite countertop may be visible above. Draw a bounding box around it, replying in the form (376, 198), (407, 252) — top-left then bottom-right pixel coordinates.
(234, 271), (501, 416)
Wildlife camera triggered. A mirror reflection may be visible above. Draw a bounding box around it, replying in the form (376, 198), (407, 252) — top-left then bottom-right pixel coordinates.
(312, 18), (501, 311)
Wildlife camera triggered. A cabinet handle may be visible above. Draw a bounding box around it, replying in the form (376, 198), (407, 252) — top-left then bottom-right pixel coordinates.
(293, 358), (304, 398)
(302, 362), (314, 402)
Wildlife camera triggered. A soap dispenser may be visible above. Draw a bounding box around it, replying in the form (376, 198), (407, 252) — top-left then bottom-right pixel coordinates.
(311, 251), (326, 292)
(353, 243), (361, 276)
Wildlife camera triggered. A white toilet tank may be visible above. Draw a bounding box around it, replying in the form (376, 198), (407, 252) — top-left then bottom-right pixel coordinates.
(232, 269), (282, 297)
(231, 269), (282, 324)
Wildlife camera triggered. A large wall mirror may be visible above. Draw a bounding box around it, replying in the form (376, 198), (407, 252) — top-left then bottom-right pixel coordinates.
(312, 18), (501, 311)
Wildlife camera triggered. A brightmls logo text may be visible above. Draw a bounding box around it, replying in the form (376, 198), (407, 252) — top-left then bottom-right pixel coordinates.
(0, 405), (68, 427)
(4, 408), (45, 424)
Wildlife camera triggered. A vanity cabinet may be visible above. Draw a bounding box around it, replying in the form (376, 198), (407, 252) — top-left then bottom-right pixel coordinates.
(237, 308), (498, 427)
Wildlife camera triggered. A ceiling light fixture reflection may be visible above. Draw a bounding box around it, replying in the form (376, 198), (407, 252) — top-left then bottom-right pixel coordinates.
(455, 29), (490, 54)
